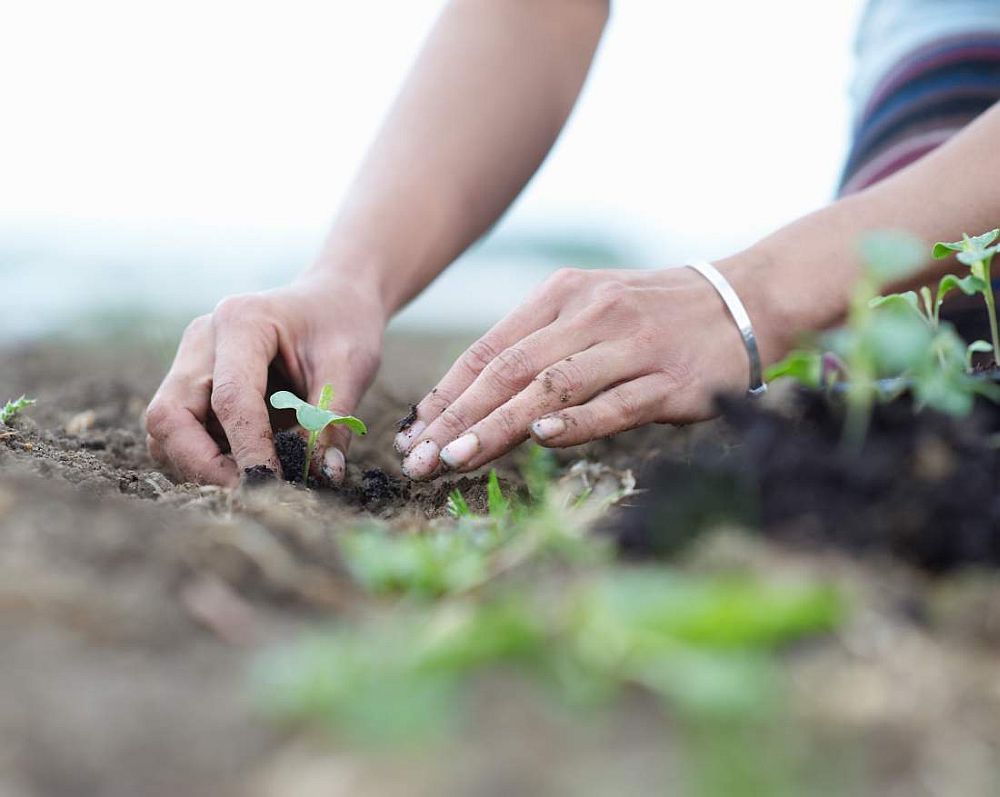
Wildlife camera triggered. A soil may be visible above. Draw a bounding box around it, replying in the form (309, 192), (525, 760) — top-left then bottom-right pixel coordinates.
(6, 335), (1000, 795)
(611, 388), (1000, 571)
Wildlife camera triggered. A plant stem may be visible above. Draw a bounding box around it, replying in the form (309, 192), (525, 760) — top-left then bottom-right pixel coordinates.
(303, 431), (318, 484)
(984, 267), (1000, 364)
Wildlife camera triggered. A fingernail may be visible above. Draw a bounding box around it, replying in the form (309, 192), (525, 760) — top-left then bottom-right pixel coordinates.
(401, 439), (440, 480)
(530, 416), (566, 441)
(322, 447), (346, 484)
(393, 419), (426, 454)
(439, 433), (480, 470)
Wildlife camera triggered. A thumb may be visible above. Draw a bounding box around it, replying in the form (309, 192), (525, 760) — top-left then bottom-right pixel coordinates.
(307, 359), (375, 485)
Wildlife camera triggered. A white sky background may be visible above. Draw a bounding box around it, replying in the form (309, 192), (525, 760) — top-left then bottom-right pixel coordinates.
(1, 0), (866, 333)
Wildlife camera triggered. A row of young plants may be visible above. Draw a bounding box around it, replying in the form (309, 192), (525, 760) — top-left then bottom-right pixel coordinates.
(251, 448), (844, 795)
(767, 229), (1000, 443)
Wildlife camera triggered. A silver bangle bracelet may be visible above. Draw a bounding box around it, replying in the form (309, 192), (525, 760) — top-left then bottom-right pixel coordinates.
(686, 260), (767, 397)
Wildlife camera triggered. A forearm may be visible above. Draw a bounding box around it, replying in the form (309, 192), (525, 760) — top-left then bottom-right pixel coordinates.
(723, 101), (1000, 362)
(305, 0), (609, 315)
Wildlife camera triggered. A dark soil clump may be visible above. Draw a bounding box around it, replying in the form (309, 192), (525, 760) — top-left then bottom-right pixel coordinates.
(274, 429), (307, 484)
(242, 464), (277, 487)
(396, 403), (418, 432)
(612, 390), (1000, 572)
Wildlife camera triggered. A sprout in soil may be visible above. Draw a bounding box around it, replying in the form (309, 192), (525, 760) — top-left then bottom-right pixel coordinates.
(766, 231), (1000, 446)
(1, 395), (35, 425)
(932, 228), (1000, 363)
(269, 385), (367, 484)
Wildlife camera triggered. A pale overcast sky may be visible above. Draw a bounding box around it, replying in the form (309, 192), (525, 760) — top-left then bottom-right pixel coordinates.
(1, 1), (867, 332)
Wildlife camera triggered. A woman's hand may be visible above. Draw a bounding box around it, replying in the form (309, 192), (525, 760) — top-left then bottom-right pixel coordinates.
(395, 262), (783, 480)
(145, 272), (386, 487)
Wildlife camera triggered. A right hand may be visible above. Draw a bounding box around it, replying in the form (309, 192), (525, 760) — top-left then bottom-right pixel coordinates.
(144, 272), (386, 487)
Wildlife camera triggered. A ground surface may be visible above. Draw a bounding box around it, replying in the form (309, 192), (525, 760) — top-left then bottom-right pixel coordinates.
(3, 334), (1000, 796)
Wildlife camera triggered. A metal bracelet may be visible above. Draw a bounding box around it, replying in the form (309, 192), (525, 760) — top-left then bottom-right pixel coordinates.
(686, 260), (767, 397)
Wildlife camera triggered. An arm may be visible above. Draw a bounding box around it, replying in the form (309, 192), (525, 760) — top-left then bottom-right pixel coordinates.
(146, 0), (609, 485)
(396, 101), (1000, 479)
(308, 0), (611, 315)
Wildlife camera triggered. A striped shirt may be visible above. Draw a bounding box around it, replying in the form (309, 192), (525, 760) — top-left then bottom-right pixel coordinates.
(840, 0), (1000, 195)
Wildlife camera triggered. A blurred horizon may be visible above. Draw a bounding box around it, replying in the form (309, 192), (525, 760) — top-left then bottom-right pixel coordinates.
(2, 0), (865, 339)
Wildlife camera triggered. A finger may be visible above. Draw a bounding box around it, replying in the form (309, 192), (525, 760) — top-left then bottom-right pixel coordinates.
(528, 373), (689, 448)
(306, 349), (377, 484)
(145, 317), (239, 486)
(210, 301), (281, 476)
(146, 389), (239, 486)
(400, 321), (583, 480)
(436, 344), (635, 473)
(396, 292), (560, 454)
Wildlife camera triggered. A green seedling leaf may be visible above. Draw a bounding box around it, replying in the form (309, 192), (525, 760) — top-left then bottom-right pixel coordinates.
(933, 229), (1000, 258)
(869, 291), (921, 317)
(269, 386), (368, 484)
(269, 390), (368, 435)
(966, 339), (994, 368)
(970, 228), (1000, 249)
(446, 489), (472, 519)
(1, 395), (35, 425)
(764, 350), (822, 388)
(938, 273), (986, 303)
(860, 231), (926, 284)
(957, 244), (1000, 268)
(486, 470), (510, 523)
(868, 307), (934, 374)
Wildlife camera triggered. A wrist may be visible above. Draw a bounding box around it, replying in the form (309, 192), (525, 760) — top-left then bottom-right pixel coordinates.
(298, 237), (398, 321)
(713, 244), (830, 367)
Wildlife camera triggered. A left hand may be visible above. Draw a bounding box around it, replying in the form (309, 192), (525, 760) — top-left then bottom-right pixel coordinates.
(395, 263), (778, 479)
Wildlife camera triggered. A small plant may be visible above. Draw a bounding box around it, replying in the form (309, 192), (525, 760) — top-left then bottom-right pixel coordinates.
(1, 395), (35, 425)
(269, 385), (367, 484)
(767, 231), (1000, 445)
(933, 228), (1000, 363)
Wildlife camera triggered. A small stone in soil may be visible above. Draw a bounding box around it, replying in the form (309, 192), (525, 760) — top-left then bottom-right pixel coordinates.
(396, 404), (418, 432)
(242, 465), (277, 487)
(274, 430), (307, 484)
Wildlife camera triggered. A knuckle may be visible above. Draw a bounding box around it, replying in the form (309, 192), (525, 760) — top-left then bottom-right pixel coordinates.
(591, 281), (631, 313)
(609, 385), (641, 421)
(484, 345), (535, 392)
(213, 294), (266, 325)
(183, 314), (212, 339)
(538, 359), (585, 401)
(659, 357), (694, 391)
(462, 337), (500, 377)
(548, 267), (585, 291)
(144, 400), (173, 438)
(210, 379), (243, 419)
(437, 405), (471, 437)
(493, 406), (521, 440)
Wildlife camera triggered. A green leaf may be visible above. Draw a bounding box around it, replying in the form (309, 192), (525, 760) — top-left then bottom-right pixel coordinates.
(763, 350), (821, 388)
(933, 241), (964, 259)
(486, 470), (510, 522)
(966, 339), (994, 369)
(446, 489), (472, 519)
(867, 310), (933, 374)
(269, 390), (306, 411)
(0, 395), (36, 425)
(956, 244), (1000, 267)
(860, 231), (926, 284)
(970, 228), (1000, 249)
(938, 273), (986, 305)
(869, 291), (922, 317)
(270, 390), (367, 435)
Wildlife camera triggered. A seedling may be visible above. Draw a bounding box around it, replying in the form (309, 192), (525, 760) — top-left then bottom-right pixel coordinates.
(1, 395), (35, 425)
(269, 385), (367, 484)
(932, 228), (1000, 362)
(767, 232), (1000, 443)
